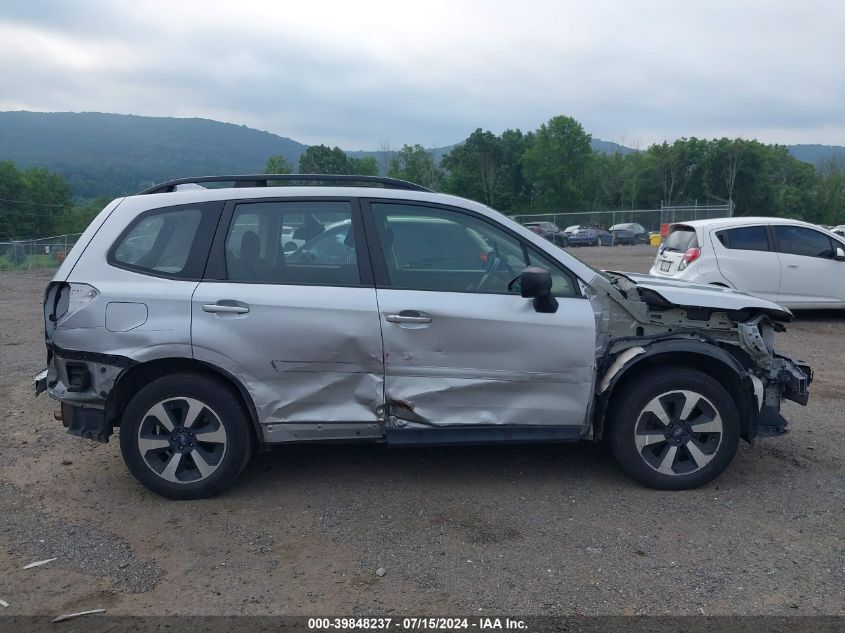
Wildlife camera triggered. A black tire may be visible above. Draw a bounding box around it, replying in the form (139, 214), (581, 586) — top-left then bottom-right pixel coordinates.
(607, 366), (740, 490)
(119, 373), (255, 499)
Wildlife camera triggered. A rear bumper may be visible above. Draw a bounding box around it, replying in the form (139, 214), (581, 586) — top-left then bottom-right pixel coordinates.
(34, 344), (132, 442)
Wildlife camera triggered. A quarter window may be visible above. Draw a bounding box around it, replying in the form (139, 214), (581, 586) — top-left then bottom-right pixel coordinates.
(773, 225), (835, 258)
(716, 226), (769, 251)
(224, 201), (360, 285)
(111, 205), (215, 278)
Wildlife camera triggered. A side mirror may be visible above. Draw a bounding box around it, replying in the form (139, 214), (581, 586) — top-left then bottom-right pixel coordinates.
(520, 266), (558, 313)
(835, 246), (845, 261)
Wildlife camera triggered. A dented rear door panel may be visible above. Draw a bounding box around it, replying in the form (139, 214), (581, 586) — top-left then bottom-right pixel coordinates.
(377, 289), (596, 428)
(191, 283), (384, 428)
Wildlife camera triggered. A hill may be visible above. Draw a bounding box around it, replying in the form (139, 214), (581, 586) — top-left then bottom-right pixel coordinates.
(0, 111), (307, 197)
(2, 111), (841, 198)
(786, 144), (845, 168)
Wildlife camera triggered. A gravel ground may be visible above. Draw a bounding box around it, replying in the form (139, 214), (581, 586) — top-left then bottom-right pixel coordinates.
(0, 247), (842, 617)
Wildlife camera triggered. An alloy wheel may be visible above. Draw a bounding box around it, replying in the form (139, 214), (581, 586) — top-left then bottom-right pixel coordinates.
(137, 397), (228, 483)
(633, 390), (723, 476)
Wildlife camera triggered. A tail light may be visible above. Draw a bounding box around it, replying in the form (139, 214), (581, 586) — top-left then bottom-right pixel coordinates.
(678, 247), (701, 271)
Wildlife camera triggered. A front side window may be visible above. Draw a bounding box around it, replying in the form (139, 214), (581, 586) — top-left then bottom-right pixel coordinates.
(716, 226), (769, 251)
(111, 205), (210, 277)
(773, 225), (835, 259)
(525, 248), (577, 297)
(224, 200), (359, 285)
(371, 202), (577, 296)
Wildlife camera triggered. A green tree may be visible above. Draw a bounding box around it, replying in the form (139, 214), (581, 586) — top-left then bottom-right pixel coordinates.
(0, 161), (72, 239)
(298, 145), (350, 174)
(348, 156), (379, 176)
(388, 144), (442, 190)
(811, 158), (845, 224)
(263, 155), (292, 174)
(442, 129), (503, 206)
(57, 195), (113, 235)
(522, 115), (593, 210)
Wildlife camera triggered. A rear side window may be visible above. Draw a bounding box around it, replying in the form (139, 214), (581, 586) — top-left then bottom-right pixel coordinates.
(716, 226), (769, 251)
(110, 203), (221, 278)
(773, 225), (835, 258)
(662, 226), (698, 252)
(224, 200), (360, 285)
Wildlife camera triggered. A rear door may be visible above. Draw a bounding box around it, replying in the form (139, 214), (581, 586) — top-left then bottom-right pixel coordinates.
(191, 198), (384, 438)
(362, 200), (596, 431)
(772, 225), (845, 307)
(710, 224), (780, 302)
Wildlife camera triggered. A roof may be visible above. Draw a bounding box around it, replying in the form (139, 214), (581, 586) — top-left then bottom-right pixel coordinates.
(671, 216), (832, 231)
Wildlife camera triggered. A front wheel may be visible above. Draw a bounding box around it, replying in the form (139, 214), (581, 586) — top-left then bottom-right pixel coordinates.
(119, 374), (254, 499)
(608, 366), (740, 490)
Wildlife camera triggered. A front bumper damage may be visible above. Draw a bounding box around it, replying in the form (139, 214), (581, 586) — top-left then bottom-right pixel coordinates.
(591, 274), (813, 443)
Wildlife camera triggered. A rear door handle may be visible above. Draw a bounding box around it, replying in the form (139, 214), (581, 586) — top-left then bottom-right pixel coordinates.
(386, 312), (432, 324)
(203, 302), (250, 314)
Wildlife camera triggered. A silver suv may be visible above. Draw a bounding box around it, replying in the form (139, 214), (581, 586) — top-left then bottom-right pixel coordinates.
(35, 175), (812, 498)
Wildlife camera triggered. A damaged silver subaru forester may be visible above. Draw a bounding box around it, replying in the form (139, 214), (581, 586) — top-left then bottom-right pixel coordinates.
(35, 175), (812, 498)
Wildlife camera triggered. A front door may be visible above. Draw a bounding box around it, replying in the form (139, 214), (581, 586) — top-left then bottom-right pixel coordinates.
(363, 201), (596, 430)
(191, 198), (384, 438)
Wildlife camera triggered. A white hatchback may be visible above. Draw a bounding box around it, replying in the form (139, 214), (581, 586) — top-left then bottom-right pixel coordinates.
(649, 217), (845, 309)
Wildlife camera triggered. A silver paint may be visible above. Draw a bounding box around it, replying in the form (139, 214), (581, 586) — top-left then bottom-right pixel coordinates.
(42, 185), (808, 448)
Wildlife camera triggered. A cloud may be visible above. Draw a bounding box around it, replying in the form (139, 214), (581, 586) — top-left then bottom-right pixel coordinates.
(1, 0), (843, 148)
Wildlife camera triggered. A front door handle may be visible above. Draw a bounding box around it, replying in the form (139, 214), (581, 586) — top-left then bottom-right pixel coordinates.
(386, 312), (432, 324)
(203, 302), (250, 314)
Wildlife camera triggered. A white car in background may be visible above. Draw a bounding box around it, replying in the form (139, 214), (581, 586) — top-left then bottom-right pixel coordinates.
(832, 225), (845, 238)
(649, 217), (845, 309)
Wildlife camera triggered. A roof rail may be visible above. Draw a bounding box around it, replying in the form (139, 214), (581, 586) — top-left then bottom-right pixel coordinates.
(137, 174), (432, 195)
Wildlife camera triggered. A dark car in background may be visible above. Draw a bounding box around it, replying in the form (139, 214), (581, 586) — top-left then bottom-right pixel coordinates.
(609, 222), (649, 245)
(566, 225), (613, 246)
(523, 221), (568, 247)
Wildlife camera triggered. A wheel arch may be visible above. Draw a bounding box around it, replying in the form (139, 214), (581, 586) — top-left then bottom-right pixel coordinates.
(595, 341), (758, 442)
(105, 357), (262, 444)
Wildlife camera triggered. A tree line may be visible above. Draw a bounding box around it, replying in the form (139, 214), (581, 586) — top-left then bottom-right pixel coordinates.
(0, 160), (113, 240)
(277, 115), (843, 225)
(3, 113), (844, 240)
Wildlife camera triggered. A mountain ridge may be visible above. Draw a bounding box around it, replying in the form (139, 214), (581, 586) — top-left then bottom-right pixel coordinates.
(0, 111), (840, 198)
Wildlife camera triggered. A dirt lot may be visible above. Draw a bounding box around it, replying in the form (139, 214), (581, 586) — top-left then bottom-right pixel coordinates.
(0, 245), (842, 617)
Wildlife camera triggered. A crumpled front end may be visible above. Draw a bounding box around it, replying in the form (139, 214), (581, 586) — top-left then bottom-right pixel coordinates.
(591, 272), (812, 442)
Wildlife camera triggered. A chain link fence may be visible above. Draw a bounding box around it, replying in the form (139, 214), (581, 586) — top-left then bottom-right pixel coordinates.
(512, 203), (734, 235)
(0, 233), (83, 271)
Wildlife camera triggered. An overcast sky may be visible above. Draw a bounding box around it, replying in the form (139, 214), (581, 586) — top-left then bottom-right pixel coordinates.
(1, 0), (843, 149)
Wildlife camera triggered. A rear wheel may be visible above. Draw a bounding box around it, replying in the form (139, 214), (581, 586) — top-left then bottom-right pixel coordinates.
(608, 366), (740, 489)
(119, 374), (254, 499)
